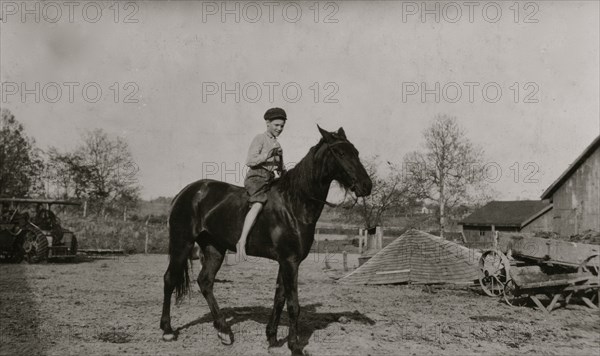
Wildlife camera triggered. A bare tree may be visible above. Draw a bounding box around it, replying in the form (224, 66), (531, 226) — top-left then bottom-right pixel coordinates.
(44, 148), (75, 199)
(55, 129), (139, 215)
(403, 115), (486, 237)
(44, 148), (95, 200)
(357, 156), (407, 229)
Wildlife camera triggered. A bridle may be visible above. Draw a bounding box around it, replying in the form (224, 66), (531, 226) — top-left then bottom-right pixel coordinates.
(308, 140), (359, 208)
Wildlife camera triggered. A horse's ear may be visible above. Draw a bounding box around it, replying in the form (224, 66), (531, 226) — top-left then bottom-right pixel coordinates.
(337, 127), (346, 138)
(317, 125), (333, 141)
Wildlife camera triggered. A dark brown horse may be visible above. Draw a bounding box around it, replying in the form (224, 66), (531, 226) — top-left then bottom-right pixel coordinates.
(160, 126), (372, 355)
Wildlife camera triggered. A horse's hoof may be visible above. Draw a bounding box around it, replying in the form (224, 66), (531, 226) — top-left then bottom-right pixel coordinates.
(291, 349), (305, 356)
(162, 333), (176, 342)
(268, 337), (283, 348)
(218, 331), (233, 345)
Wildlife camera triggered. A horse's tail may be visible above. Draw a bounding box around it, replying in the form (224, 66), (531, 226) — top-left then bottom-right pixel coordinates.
(168, 182), (200, 303)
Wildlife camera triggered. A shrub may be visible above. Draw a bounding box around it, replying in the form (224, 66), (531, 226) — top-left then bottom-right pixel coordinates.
(60, 213), (169, 253)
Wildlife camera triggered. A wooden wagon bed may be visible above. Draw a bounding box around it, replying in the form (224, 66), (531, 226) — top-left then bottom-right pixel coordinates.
(479, 233), (600, 313)
(504, 267), (599, 312)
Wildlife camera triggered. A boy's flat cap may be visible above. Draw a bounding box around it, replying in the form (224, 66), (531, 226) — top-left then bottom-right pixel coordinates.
(264, 107), (287, 121)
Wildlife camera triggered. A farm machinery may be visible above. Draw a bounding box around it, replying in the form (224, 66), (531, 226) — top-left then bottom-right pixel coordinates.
(479, 232), (600, 312)
(0, 198), (80, 263)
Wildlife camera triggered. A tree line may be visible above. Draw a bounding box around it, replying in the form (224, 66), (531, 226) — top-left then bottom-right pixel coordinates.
(1, 107), (494, 234)
(0, 108), (140, 217)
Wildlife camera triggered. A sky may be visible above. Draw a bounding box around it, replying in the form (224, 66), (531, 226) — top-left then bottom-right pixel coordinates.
(1, 1), (599, 201)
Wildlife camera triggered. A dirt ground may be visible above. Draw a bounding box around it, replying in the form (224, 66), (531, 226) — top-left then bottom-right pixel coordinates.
(1, 253), (598, 356)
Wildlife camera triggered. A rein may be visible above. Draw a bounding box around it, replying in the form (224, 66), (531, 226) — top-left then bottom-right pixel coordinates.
(308, 196), (339, 207)
(308, 194), (358, 208)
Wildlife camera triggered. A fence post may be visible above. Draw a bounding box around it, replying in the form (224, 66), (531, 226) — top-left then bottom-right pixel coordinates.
(343, 250), (348, 272)
(358, 229), (362, 254)
(324, 246), (331, 269)
(145, 217), (150, 254)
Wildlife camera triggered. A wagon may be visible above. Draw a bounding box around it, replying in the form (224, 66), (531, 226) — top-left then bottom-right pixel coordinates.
(478, 232), (600, 312)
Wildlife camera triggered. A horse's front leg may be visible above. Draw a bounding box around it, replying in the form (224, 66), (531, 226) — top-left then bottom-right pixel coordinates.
(281, 260), (302, 355)
(266, 266), (285, 347)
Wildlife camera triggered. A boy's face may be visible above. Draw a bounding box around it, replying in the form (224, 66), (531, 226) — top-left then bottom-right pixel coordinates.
(266, 119), (285, 137)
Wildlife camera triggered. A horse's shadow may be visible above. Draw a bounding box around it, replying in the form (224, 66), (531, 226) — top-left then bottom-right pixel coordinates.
(177, 303), (375, 352)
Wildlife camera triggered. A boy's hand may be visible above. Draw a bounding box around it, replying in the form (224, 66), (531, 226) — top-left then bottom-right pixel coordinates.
(269, 147), (283, 157)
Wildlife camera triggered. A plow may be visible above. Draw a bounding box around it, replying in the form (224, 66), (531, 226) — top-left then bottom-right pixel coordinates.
(0, 198), (80, 263)
(479, 233), (600, 313)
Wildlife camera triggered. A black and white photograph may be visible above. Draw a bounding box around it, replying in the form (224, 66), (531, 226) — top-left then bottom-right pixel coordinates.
(1, 1), (599, 355)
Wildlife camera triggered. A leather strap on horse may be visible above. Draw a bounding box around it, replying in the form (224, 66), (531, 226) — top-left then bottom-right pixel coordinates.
(308, 196), (340, 207)
(308, 192), (359, 209)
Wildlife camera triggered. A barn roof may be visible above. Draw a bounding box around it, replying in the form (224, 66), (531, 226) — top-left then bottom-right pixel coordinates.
(339, 229), (480, 285)
(459, 200), (551, 227)
(541, 135), (600, 199)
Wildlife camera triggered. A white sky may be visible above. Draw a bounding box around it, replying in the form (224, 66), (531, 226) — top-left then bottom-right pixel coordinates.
(1, 1), (599, 200)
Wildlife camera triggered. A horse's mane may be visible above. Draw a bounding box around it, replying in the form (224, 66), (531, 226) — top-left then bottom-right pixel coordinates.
(275, 138), (326, 195)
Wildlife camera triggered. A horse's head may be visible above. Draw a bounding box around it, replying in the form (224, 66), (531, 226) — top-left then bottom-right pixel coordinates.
(317, 125), (372, 197)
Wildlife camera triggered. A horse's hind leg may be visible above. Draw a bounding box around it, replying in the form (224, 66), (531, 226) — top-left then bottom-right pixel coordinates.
(160, 240), (194, 341)
(198, 242), (233, 345)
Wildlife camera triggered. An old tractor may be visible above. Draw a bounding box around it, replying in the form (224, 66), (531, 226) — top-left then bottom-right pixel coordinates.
(0, 198), (80, 263)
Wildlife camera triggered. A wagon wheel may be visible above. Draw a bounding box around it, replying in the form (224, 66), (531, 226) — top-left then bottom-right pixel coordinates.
(22, 230), (49, 263)
(0, 229), (24, 263)
(11, 238), (25, 263)
(577, 254), (600, 277)
(577, 254), (600, 307)
(479, 250), (510, 297)
(503, 279), (526, 307)
(69, 235), (78, 260)
(577, 254), (600, 288)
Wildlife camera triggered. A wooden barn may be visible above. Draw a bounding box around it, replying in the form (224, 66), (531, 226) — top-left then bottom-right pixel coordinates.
(540, 135), (600, 236)
(459, 200), (552, 248)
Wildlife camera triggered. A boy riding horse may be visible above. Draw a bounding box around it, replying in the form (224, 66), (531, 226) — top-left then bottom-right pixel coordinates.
(237, 107), (287, 259)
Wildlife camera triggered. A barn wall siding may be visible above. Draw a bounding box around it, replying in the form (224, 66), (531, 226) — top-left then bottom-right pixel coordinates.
(462, 226), (492, 249)
(551, 148), (600, 235)
(521, 210), (553, 233)
(462, 225), (520, 249)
